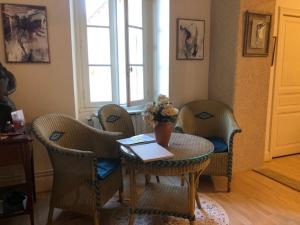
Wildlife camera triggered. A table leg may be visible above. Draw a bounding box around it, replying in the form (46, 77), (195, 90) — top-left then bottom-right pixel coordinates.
(188, 173), (196, 222)
(194, 171), (202, 209)
(29, 142), (36, 202)
(21, 143), (34, 225)
(129, 169), (136, 225)
(145, 174), (151, 185)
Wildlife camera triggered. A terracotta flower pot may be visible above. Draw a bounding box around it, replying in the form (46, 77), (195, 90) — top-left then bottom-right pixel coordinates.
(154, 122), (172, 147)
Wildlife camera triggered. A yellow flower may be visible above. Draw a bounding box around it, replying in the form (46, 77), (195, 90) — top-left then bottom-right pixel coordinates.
(162, 104), (178, 116)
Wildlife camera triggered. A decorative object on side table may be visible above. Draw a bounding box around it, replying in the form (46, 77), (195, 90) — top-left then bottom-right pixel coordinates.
(143, 95), (178, 147)
(1, 4), (50, 63)
(0, 63), (16, 131)
(243, 11), (272, 56)
(176, 18), (205, 60)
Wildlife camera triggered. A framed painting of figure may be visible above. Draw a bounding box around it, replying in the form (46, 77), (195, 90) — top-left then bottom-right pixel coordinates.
(243, 11), (272, 56)
(1, 4), (50, 63)
(176, 18), (205, 60)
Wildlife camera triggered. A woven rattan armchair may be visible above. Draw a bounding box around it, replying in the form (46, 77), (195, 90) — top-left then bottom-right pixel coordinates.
(175, 100), (241, 192)
(98, 104), (135, 138)
(32, 113), (124, 225)
(98, 104), (160, 183)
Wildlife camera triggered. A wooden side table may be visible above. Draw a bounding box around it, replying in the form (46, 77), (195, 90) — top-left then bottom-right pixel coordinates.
(0, 133), (36, 225)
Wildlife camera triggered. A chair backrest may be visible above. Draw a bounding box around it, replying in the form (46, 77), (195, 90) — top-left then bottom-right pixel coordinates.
(177, 100), (231, 138)
(32, 113), (93, 151)
(98, 104), (135, 138)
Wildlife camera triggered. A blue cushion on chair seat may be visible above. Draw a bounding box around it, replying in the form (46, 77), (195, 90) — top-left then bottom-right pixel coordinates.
(207, 137), (228, 153)
(97, 158), (120, 180)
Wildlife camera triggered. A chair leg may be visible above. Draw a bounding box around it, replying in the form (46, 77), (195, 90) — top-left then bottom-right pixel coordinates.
(195, 192), (201, 209)
(145, 174), (151, 185)
(94, 210), (100, 225)
(181, 174), (185, 186)
(119, 186), (124, 203)
(156, 176), (160, 183)
(227, 177), (231, 192)
(47, 206), (54, 225)
(128, 214), (135, 225)
(189, 219), (195, 225)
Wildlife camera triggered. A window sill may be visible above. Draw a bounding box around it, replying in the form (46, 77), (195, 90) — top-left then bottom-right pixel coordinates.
(78, 104), (145, 119)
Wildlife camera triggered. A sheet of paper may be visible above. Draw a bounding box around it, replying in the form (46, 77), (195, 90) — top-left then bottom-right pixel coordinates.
(117, 134), (155, 146)
(130, 142), (174, 163)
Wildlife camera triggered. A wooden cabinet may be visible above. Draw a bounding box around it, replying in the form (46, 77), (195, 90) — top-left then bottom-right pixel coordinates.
(0, 133), (36, 225)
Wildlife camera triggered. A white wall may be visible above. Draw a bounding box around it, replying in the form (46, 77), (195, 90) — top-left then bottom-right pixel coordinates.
(0, 0), (75, 191)
(169, 0), (211, 107)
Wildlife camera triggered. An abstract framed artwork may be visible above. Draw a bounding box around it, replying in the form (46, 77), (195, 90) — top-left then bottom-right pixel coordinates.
(1, 4), (50, 63)
(176, 18), (205, 60)
(243, 11), (272, 57)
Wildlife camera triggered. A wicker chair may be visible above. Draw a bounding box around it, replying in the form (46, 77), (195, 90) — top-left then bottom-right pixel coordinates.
(32, 113), (124, 225)
(98, 104), (160, 183)
(98, 104), (135, 138)
(175, 100), (241, 192)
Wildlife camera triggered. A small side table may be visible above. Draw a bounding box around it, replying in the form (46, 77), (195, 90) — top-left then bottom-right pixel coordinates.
(120, 133), (213, 225)
(0, 133), (36, 225)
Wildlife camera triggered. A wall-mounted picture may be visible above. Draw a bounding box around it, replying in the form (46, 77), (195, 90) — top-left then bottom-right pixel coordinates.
(1, 4), (50, 63)
(176, 18), (205, 60)
(243, 11), (272, 57)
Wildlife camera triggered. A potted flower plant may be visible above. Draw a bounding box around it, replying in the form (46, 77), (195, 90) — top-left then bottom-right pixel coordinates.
(143, 95), (178, 147)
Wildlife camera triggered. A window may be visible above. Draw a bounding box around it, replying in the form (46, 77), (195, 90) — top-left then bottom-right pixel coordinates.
(72, 0), (169, 111)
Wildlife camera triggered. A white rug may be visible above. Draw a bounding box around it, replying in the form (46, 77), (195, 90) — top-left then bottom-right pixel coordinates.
(107, 194), (229, 225)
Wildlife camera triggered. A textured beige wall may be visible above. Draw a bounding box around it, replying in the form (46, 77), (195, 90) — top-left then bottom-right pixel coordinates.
(0, 0), (75, 191)
(170, 0), (211, 107)
(209, 0), (276, 171)
(234, 0), (276, 171)
(209, 0), (240, 107)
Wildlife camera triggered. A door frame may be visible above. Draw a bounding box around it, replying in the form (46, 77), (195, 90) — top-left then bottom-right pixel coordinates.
(265, 7), (300, 161)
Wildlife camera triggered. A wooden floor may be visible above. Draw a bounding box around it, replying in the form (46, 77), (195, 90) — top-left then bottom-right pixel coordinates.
(1, 161), (300, 225)
(258, 154), (300, 182)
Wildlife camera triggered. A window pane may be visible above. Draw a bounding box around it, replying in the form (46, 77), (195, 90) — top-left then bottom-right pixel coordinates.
(85, 0), (109, 26)
(117, 0), (127, 104)
(89, 66), (112, 102)
(128, 0), (142, 27)
(129, 27), (143, 64)
(87, 27), (110, 65)
(130, 66), (144, 101)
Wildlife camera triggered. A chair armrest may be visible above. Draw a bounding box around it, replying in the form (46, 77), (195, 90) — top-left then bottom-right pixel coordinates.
(220, 110), (241, 150)
(89, 128), (124, 158)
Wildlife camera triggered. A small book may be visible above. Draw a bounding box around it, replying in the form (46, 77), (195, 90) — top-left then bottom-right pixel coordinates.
(129, 142), (174, 163)
(117, 134), (155, 146)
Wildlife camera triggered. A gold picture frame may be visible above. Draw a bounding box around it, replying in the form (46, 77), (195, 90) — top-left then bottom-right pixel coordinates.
(243, 11), (272, 57)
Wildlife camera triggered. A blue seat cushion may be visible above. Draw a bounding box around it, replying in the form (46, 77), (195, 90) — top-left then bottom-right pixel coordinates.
(207, 137), (228, 153)
(96, 158), (120, 180)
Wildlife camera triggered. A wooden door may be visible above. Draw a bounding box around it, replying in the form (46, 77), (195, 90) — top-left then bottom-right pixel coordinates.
(271, 8), (300, 157)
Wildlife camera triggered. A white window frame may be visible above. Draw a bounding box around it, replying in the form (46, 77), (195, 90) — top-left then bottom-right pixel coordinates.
(72, 0), (154, 112)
